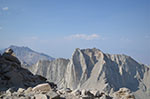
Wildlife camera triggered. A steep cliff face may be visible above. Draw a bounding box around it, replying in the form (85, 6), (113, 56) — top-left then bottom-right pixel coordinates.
(63, 48), (150, 98)
(79, 53), (150, 93)
(29, 58), (69, 88)
(65, 48), (104, 90)
(29, 48), (150, 99)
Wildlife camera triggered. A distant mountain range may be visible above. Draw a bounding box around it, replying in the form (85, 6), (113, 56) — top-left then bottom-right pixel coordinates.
(0, 45), (54, 65)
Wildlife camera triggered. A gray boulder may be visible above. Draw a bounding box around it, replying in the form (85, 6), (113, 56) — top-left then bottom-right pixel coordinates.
(32, 83), (52, 92)
(47, 90), (60, 99)
(34, 94), (48, 99)
(113, 88), (135, 99)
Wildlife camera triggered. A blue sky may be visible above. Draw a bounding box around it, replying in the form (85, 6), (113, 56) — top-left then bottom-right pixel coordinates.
(0, 0), (150, 64)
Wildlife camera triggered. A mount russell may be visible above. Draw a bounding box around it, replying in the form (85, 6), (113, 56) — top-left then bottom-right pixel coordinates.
(27, 48), (150, 99)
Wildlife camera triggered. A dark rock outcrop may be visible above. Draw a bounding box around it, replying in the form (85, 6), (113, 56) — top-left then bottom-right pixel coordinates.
(0, 48), (47, 91)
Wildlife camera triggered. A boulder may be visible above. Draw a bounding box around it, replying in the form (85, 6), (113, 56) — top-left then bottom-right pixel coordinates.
(5, 88), (15, 96)
(113, 88), (135, 99)
(65, 88), (72, 93)
(90, 90), (102, 97)
(81, 89), (86, 96)
(86, 90), (94, 97)
(6, 87), (15, 93)
(5, 48), (13, 55)
(47, 90), (60, 99)
(81, 89), (94, 99)
(56, 89), (65, 95)
(24, 87), (32, 94)
(71, 89), (81, 96)
(32, 83), (52, 92)
(17, 88), (25, 93)
(99, 95), (108, 99)
(34, 94), (48, 99)
(81, 95), (91, 99)
(17, 92), (25, 97)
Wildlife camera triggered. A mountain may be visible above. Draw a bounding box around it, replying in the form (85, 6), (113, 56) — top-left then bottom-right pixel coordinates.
(25, 58), (69, 89)
(29, 48), (150, 99)
(0, 48), (134, 99)
(1, 45), (54, 65)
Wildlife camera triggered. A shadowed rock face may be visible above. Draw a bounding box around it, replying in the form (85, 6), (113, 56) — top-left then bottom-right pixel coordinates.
(0, 48), (47, 91)
(29, 48), (150, 99)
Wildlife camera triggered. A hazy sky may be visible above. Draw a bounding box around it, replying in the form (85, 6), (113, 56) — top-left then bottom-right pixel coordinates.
(0, 0), (150, 64)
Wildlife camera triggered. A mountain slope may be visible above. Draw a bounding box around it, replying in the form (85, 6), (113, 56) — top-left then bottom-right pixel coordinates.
(0, 48), (47, 91)
(28, 48), (150, 99)
(65, 48), (150, 99)
(26, 58), (69, 89)
(1, 45), (54, 65)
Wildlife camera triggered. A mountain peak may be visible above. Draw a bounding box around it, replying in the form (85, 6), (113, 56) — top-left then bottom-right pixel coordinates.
(1, 45), (54, 65)
(73, 48), (103, 56)
(24, 47), (150, 99)
(74, 47), (102, 52)
(9, 45), (33, 52)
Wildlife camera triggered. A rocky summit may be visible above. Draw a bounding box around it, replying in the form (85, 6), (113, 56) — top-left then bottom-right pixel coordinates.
(29, 48), (150, 99)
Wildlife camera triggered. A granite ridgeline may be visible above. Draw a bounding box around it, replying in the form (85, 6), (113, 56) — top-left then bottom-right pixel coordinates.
(1, 47), (150, 99)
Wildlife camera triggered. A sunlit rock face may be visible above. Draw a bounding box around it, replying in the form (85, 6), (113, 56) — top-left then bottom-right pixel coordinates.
(65, 48), (104, 90)
(29, 48), (150, 99)
(30, 58), (69, 88)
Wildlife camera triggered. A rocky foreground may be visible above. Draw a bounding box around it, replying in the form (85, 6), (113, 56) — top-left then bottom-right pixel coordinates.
(0, 83), (135, 99)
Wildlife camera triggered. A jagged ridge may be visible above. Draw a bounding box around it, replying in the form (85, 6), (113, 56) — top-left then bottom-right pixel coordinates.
(1, 45), (55, 65)
(29, 48), (150, 99)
